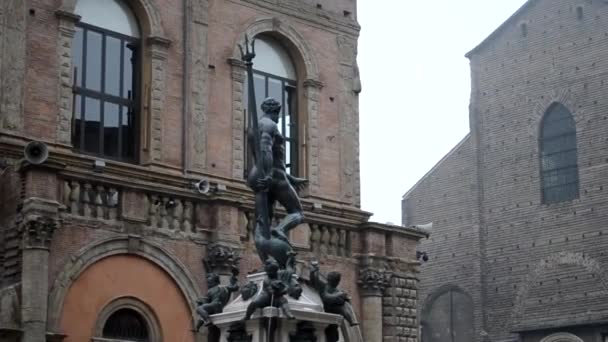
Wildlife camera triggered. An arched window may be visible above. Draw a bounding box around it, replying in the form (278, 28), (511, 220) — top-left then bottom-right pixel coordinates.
(72, 0), (141, 161)
(102, 308), (149, 341)
(421, 287), (474, 342)
(540, 103), (579, 204)
(245, 35), (299, 176)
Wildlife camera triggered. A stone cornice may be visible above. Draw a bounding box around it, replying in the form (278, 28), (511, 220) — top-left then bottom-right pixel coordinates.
(54, 9), (81, 22)
(359, 222), (429, 240)
(0, 139), (372, 228)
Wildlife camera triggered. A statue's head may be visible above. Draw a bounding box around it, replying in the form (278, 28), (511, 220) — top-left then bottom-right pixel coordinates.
(264, 257), (280, 275)
(327, 271), (341, 287)
(261, 97), (281, 122)
(206, 272), (220, 287)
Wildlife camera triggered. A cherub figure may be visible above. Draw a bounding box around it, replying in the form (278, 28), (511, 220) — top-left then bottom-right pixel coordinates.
(195, 268), (239, 330)
(310, 261), (359, 326)
(243, 258), (295, 321)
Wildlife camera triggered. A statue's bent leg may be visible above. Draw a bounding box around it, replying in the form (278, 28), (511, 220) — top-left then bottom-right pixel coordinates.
(273, 176), (305, 238)
(244, 292), (271, 321)
(277, 297), (295, 320)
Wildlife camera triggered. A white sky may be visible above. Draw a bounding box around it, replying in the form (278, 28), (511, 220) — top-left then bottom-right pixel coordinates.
(358, 0), (529, 224)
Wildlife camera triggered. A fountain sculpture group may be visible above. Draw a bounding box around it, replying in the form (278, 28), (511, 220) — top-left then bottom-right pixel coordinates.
(193, 37), (361, 342)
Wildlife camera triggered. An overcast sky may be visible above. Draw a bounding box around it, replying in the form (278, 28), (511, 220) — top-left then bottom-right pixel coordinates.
(358, 0), (529, 224)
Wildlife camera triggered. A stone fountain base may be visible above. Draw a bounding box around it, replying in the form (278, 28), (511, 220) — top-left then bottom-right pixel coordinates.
(209, 272), (362, 342)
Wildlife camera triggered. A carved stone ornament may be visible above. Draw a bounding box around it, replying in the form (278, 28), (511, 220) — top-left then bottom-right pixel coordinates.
(357, 268), (389, 296)
(205, 244), (241, 274)
(20, 216), (59, 248)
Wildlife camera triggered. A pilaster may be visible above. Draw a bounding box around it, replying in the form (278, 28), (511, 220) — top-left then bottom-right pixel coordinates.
(20, 215), (60, 342)
(54, 10), (81, 145)
(229, 58), (247, 179)
(302, 79), (323, 196)
(145, 36), (171, 164)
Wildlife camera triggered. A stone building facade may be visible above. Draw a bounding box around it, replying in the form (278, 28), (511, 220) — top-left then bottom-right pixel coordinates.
(0, 0), (426, 341)
(402, 1), (608, 342)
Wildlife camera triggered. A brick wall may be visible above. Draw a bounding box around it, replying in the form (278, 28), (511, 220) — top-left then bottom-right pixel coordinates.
(405, 0), (608, 341)
(403, 135), (485, 342)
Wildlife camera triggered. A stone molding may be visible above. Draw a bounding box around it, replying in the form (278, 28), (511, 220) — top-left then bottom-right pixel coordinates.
(228, 0), (360, 36)
(232, 17), (319, 79)
(539, 333), (584, 342)
(58, 0), (166, 38)
(92, 296), (162, 341)
(47, 236), (201, 332)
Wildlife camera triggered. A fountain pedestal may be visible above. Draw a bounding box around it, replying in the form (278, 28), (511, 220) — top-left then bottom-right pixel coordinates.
(209, 272), (362, 342)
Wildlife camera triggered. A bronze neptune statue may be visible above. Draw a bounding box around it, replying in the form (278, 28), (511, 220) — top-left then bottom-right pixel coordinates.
(240, 36), (307, 269)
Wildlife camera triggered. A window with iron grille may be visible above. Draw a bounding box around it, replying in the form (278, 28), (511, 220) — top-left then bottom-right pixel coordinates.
(102, 308), (149, 341)
(540, 103), (579, 204)
(72, 0), (140, 162)
(244, 35), (299, 176)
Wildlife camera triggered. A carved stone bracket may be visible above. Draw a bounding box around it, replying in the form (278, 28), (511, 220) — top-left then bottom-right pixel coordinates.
(205, 244), (241, 275)
(357, 255), (391, 297)
(20, 216), (60, 249)
(357, 268), (389, 297)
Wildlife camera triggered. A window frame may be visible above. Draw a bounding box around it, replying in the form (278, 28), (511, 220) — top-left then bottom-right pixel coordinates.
(539, 103), (580, 204)
(72, 20), (141, 163)
(244, 68), (300, 178)
(93, 297), (161, 342)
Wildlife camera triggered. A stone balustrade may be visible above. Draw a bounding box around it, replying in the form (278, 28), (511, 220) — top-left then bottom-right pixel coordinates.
(309, 223), (350, 257)
(61, 178), (198, 234)
(62, 180), (119, 220)
(241, 208), (352, 257)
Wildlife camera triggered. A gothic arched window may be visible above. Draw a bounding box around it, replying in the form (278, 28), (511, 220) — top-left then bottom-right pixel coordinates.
(72, 0), (141, 161)
(102, 308), (149, 341)
(540, 103), (579, 204)
(245, 35), (299, 176)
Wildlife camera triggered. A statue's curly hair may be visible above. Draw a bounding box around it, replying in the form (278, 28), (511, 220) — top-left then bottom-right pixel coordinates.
(261, 97), (281, 114)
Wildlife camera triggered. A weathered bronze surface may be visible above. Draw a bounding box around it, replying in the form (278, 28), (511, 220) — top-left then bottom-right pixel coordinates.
(241, 36), (307, 270)
(243, 258), (295, 321)
(310, 260), (359, 326)
(195, 268), (239, 330)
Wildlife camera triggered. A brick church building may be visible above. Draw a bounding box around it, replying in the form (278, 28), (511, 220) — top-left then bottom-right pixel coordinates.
(0, 0), (426, 341)
(403, 0), (608, 342)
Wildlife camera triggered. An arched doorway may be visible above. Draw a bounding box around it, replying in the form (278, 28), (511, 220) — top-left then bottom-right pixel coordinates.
(421, 286), (474, 342)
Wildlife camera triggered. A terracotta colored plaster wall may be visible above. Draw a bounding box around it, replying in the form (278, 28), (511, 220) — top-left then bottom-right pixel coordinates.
(59, 254), (194, 342)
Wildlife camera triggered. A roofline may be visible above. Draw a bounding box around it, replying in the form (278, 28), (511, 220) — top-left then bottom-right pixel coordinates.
(402, 133), (471, 200)
(465, 0), (535, 58)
